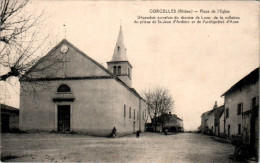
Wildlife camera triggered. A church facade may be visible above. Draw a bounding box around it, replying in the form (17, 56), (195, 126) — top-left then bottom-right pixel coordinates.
(19, 27), (147, 136)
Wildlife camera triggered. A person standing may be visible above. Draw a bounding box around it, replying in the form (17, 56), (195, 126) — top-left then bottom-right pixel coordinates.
(111, 127), (117, 138)
(136, 130), (140, 138)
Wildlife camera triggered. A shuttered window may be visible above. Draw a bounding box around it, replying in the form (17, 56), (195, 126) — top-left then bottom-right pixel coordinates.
(124, 105), (126, 117)
(129, 107), (131, 119)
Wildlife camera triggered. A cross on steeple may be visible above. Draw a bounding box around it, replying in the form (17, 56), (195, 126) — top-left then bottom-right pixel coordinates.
(59, 57), (69, 78)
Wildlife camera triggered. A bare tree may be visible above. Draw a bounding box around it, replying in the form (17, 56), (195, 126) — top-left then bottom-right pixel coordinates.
(143, 86), (174, 131)
(0, 0), (53, 82)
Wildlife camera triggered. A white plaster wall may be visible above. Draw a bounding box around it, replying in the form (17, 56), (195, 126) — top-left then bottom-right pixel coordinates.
(207, 112), (215, 132)
(225, 81), (259, 137)
(113, 80), (146, 135)
(219, 113), (225, 134)
(20, 78), (146, 136)
(20, 79), (116, 136)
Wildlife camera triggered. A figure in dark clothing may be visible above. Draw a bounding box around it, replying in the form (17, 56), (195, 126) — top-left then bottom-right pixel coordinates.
(136, 130), (140, 138)
(111, 127), (117, 138)
(164, 128), (168, 136)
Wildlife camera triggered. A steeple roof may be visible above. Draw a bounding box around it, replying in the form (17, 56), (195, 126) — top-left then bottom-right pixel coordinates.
(111, 26), (128, 61)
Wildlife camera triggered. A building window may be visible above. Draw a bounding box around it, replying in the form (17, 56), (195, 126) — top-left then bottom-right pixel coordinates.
(226, 108), (229, 118)
(134, 109), (135, 120)
(124, 105), (126, 117)
(118, 46), (120, 51)
(57, 84), (71, 92)
(129, 107), (131, 119)
(118, 66), (121, 75)
(228, 125), (230, 138)
(252, 96), (259, 108)
(237, 103), (243, 115)
(113, 66), (117, 75)
(238, 124), (241, 135)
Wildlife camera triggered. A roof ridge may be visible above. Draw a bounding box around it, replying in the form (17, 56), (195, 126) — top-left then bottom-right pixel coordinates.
(21, 39), (114, 80)
(20, 39), (144, 101)
(221, 67), (259, 96)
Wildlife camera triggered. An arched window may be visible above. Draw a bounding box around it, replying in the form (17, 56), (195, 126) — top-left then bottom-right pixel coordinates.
(57, 84), (71, 93)
(118, 66), (121, 75)
(113, 66), (117, 75)
(118, 46), (120, 51)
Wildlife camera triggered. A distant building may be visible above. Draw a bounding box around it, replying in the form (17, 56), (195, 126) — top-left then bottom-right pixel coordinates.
(219, 109), (225, 136)
(150, 112), (183, 132)
(177, 117), (184, 132)
(200, 111), (210, 134)
(214, 105), (224, 136)
(221, 67), (259, 156)
(200, 102), (224, 136)
(163, 112), (183, 132)
(0, 104), (19, 133)
(206, 109), (215, 135)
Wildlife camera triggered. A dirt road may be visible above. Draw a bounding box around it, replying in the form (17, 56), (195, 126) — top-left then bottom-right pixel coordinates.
(1, 132), (238, 162)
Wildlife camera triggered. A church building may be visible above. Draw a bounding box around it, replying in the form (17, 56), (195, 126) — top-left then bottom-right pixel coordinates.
(19, 27), (147, 136)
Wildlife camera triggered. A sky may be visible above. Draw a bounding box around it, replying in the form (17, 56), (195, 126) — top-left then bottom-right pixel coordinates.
(0, 1), (259, 131)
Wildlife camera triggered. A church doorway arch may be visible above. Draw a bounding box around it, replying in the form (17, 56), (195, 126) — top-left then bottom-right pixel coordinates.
(53, 84), (74, 133)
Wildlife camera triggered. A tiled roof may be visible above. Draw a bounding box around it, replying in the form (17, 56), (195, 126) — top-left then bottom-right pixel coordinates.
(221, 67), (259, 96)
(0, 104), (19, 112)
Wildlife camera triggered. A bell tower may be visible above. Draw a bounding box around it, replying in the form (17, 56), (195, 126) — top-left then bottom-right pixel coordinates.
(107, 26), (132, 87)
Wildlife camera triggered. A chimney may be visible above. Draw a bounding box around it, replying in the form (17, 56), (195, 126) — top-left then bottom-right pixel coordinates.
(213, 101), (218, 109)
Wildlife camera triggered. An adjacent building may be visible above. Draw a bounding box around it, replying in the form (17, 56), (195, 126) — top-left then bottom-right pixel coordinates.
(0, 104), (19, 133)
(200, 67), (259, 158)
(19, 27), (147, 136)
(221, 67), (259, 155)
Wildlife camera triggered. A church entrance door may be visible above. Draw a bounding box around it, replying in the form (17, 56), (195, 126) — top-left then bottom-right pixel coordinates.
(58, 105), (70, 132)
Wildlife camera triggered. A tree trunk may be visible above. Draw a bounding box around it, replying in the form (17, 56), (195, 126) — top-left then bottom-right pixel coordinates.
(0, 67), (19, 81)
(0, 72), (13, 81)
